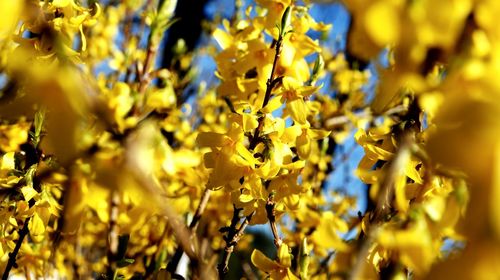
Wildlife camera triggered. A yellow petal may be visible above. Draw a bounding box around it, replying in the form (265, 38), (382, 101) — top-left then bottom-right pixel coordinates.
(296, 131), (311, 160)
(251, 249), (279, 272)
(242, 113), (259, 132)
(283, 194), (300, 210)
(364, 143), (394, 161)
(286, 98), (308, 125)
(262, 96), (283, 114)
(280, 43), (296, 68)
(0, 1), (23, 39)
(29, 213), (45, 243)
(423, 195), (446, 222)
(235, 142), (258, 167)
(377, 219), (435, 275)
(405, 160), (423, 184)
(281, 125), (302, 145)
(52, 0), (71, 8)
(21, 186), (38, 202)
(311, 211), (349, 251)
(355, 168), (384, 184)
(79, 25), (87, 51)
(395, 149), (411, 213)
(278, 243), (292, 267)
(419, 91), (444, 121)
(286, 268), (301, 280)
(239, 193), (254, 203)
(213, 28), (232, 49)
(308, 129), (331, 140)
(394, 171), (409, 213)
(1, 152), (15, 170)
(282, 160), (306, 170)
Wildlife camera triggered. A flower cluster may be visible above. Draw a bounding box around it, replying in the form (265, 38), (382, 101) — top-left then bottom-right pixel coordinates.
(0, 0), (499, 279)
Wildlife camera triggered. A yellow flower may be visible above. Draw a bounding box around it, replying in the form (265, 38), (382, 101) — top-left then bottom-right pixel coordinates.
(251, 243), (299, 280)
(198, 123), (259, 189)
(377, 217), (438, 275)
(0, 121), (30, 152)
(29, 212), (46, 243)
(276, 77), (318, 125)
(311, 211), (349, 252)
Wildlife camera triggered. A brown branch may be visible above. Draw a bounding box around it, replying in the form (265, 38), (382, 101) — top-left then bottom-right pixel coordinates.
(121, 7), (134, 83)
(217, 209), (255, 279)
(266, 194), (282, 248)
(3, 116), (45, 280)
(2, 217), (30, 280)
(106, 191), (121, 278)
(167, 187), (211, 275)
(138, 43), (156, 95)
(249, 27), (285, 150)
(132, 174), (198, 261)
(217, 7), (289, 278)
(189, 188), (212, 231)
(324, 105), (407, 129)
(136, 0), (162, 96)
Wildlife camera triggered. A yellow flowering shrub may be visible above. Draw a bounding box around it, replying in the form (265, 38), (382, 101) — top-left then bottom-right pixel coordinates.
(0, 0), (498, 279)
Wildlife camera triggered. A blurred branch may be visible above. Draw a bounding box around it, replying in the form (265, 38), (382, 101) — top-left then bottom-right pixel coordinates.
(138, 0), (176, 95)
(307, 0), (342, 3)
(130, 169), (198, 261)
(324, 105), (407, 129)
(190, 188), (212, 232)
(167, 187), (211, 276)
(349, 135), (413, 280)
(106, 192), (121, 278)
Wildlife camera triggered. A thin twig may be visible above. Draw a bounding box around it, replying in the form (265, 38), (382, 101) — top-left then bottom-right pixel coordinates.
(249, 28), (285, 150)
(3, 115), (44, 279)
(189, 188), (212, 231)
(242, 261), (259, 280)
(217, 7), (289, 278)
(167, 188), (211, 275)
(106, 191), (121, 278)
(217, 210), (255, 279)
(324, 105), (407, 129)
(266, 194), (282, 248)
(137, 0), (163, 97)
(138, 43), (156, 95)
(122, 7), (134, 83)
(131, 171), (198, 261)
(230, 0), (243, 24)
(2, 218), (30, 280)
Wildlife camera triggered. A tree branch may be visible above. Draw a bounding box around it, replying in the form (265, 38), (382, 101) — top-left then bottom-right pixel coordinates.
(106, 191), (121, 278)
(167, 187), (211, 275)
(2, 218), (30, 280)
(266, 194), (282, 248)
(324, 105), (407, 129)
(217, 209), (255, 279)
(249, 22), (286, 150)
